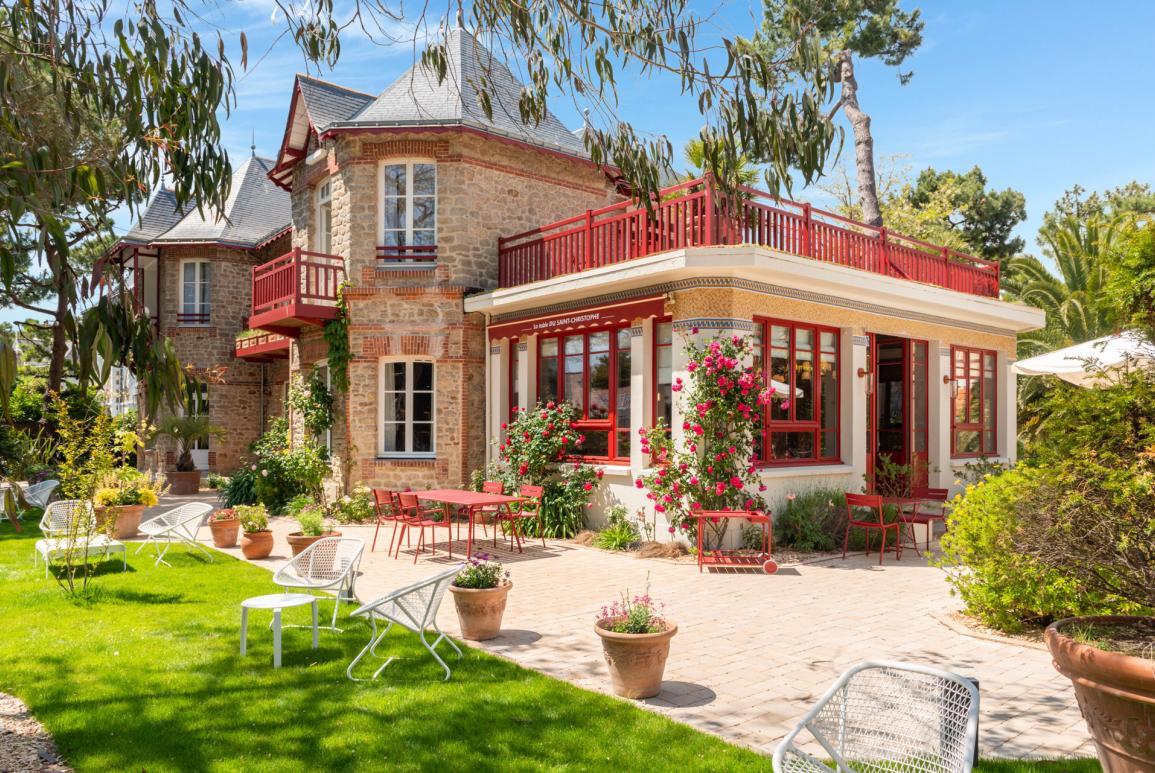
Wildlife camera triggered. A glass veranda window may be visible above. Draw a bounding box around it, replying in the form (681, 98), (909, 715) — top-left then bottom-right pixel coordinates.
(951, 346), (997, 457)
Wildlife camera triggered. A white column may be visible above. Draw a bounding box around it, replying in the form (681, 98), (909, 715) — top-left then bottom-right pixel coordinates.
(1000, 351), (1017, 464)
(848, 331), (868, 484)
(486, 341), (502, 464)
(516, 339), (530, 413)
(523, 334), (538, 408)
(928, 342), (953, 489)
(629, 322), (647, 471)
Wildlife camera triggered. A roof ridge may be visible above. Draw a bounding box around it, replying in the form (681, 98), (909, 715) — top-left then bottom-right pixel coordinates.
(295, 72), (375, 98)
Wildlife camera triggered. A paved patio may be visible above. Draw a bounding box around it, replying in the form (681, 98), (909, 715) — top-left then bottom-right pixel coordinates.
(170, 495), (1093, 760)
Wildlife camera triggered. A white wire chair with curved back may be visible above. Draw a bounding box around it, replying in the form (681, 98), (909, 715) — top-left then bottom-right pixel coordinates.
(34, 499), (126, 577)
(773, 661), (980, 773)
(272, 536), (365, 631)
(136, 502), (214, 567)
(346, 564), (463, 682)
(22, 479), (59, 513)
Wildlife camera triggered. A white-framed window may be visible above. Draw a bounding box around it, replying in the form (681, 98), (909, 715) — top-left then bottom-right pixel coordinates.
(179, 260), (211, 325)
(185, 383), (210, 451)
(378, 160), (436, 258)
(378, 360), (435, 457)
(315, 360), (332, 453)
(315, 178), (333, 254)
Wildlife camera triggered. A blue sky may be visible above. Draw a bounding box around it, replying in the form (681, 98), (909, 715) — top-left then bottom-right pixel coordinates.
(210, 0), (1153, 251)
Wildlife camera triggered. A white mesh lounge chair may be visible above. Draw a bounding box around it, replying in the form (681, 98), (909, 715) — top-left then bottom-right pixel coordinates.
(22, 480), (59, 513)
(272, 536), (365, 630)
(346, 564), (463, 682)
(773, 661), (979, 773)
(34, 500), (126, 578)
(136, 502), (214, 566)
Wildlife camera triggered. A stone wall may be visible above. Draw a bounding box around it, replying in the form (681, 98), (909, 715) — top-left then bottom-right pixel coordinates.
(149, 232), (290, 473)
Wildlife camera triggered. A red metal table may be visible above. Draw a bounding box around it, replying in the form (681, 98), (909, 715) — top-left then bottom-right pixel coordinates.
(412, 489), (524, 559)
(881, 496), (938, 556)
(692, 510), (778, 574)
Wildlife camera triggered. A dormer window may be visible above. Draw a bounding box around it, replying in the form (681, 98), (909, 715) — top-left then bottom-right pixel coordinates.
(316, 178), (333, 254)
(378, 161), (436, 262)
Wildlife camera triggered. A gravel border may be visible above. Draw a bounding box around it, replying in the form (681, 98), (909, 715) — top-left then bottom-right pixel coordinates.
(0, 692), (71, 772)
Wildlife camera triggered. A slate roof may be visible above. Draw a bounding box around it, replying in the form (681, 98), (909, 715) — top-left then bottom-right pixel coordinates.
(122, 189), (191, 245)
(296, 75), (374, 132)
(340, 27), (587, 157)
(151, 156), (291, 248)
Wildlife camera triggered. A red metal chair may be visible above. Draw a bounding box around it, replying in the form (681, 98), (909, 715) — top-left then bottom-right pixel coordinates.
(396, 492), (454, 563)
(901, 486), (950, 554)
(494, 484), (545, 551)
(472, 481), (505, 537)
(371, 489), (406, 554)
(843, 493), (902, 565)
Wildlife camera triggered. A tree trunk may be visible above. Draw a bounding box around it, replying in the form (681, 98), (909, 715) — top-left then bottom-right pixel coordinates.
(836, 51), (883, 227)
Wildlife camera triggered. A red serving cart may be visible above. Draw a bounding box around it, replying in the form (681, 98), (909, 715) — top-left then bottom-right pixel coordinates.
(693, 510), (778, 574)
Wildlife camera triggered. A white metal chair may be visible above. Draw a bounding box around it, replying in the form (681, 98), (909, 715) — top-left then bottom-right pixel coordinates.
(22, 479), (59, 514)
(773, 661), (980, 773)
(135, 502), (214, 566)
(34, 499), (126, 578)
(272, 536), (365, 631)
(346, 564), (463, 682)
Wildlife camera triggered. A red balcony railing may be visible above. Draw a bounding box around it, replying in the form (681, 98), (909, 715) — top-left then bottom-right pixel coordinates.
(498, 178), (1000, 298)
(234, 330), (290, 360)
(249, 248), (344, 334)
(377, 244), (437, 263)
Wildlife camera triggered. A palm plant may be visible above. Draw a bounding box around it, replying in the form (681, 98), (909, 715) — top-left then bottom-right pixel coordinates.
(154, 414), (223, 472)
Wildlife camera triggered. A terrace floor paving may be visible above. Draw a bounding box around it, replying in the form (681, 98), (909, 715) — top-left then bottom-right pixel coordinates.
(169, 494), (1094, 760)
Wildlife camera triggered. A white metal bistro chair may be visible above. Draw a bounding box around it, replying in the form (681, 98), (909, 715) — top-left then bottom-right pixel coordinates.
(135, 502), (214, 567)
(22, 480), (59, 514)
(773, 661), (980, 773)
(346, 564), (463, 682)
(34, 499), (126, 578)
(272, 536), (365, 631)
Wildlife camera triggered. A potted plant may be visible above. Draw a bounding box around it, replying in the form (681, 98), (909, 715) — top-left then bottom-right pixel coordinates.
(594, 589), (677, 699)
(236, 504), (273, 560)
(285, 504), (340, 556)
(154, 415), (223, 495)
(207, 508), (241, 548)
(448, 554), (512, 640)
(92, 468), (166, 539)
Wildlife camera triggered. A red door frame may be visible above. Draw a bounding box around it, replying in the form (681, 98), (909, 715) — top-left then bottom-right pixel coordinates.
(865, 333), (929, 492)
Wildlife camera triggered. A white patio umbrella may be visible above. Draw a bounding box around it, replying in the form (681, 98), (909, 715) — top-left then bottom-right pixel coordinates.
(1012, 331), (1153, 387)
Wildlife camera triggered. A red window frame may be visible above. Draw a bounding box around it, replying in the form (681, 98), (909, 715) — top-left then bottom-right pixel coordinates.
(536, 325), (631, 463)
(652, 317), (673, 430)
(951, 345), (998, 458)
(755, 317), (842, 466)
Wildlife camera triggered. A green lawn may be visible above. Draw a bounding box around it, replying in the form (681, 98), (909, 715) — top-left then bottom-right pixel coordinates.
(0, 524), (1099, 772)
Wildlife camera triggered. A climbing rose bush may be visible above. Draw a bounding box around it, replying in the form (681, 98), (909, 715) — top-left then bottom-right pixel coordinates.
(638, 332), (775, 545)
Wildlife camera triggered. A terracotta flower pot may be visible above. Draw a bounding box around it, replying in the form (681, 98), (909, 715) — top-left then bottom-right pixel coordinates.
(208, 518), (241, 548)
(166, 470), (201, 495)
(594, 621), (678, 699)
(449, 581), (512, 640)
(286, 530), (342, 557)
(239, 530), (274, 560)
(1045, 616), (1155, 772)
(94, 504), (146, 539)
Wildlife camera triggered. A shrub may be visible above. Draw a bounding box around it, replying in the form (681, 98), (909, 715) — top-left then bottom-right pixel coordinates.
(219, 467), (258, 507)
(236, 504), (268, 533)
(92, 468), (166, 508)
(253, 442), (328, 515)
(773, 489), (849, 552)
(453, 554), (508, 589)
(596, 505), (639, 551)
(204, 472), (229, 490)
(329, 486), (375, 524)
(295, 506), (326, 537)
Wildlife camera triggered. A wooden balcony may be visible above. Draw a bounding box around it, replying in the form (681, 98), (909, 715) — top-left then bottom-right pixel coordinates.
(249, 248), (344, 336)
(234, 330), (290, 361)
(498, 178), (1000, 298)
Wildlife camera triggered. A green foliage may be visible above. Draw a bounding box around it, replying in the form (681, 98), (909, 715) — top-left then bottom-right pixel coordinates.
(251, 418), (290, 457)
(204, 472), (229, 490)
(954, 456), (1008, 487)
(235, 504), (269, 533)
(287, 370), (334, 438)
(155, 413), (223, 472)
(218, 467), (258, 508)
(453, 555), (509, 589)
(1103, 221), (1155, 340)
(51, 394), (141, 499)
(598, 592), (668, 635)
(596, 506), (640, 551)
(322, 286), (351, 393)
(295, 506), (326, 537)
(92, 468), (166, 508)
(329, 486), (376, 525)
(0, 425), (57, 481)
(253, 442), (329, 516)
(903, 167), (1027, 261)
(774, 489), (849, 552)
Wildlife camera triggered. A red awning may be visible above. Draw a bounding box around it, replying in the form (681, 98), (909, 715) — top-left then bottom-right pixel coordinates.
(487, 296), (666, 341)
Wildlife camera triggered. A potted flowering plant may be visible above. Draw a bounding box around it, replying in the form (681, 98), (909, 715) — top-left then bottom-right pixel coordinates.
(594, 587), (676, 699)
(92, 468), (167, 539)
(236, 503), (273, 559)
(286, 503), (341, 556)
(449, 554), (512, 640)
(207, 508), (241, 548)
